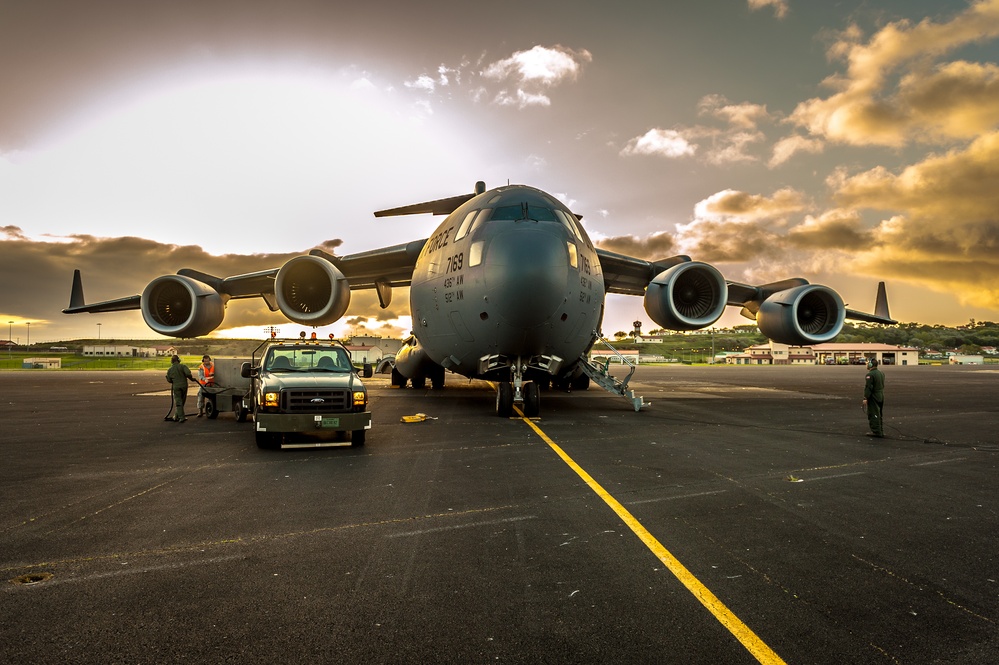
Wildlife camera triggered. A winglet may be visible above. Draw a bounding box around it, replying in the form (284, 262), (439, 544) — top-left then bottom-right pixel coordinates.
(874, 281), (891, 320)
(844, 281), (896, 325)
(69, 269), (86, 309)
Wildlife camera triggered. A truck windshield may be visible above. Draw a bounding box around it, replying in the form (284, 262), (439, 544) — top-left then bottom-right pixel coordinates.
(265, 347), (353, 372)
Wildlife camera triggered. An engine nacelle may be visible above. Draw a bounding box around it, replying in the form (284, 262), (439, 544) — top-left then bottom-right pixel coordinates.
(275, 256), (351, 326)
(644, 262), (728, 331)
(756, 284), (845, 345)
(141, 275), (225, 338)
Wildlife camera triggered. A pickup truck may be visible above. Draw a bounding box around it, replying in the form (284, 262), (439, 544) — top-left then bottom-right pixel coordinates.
(241, 338), (372, 449)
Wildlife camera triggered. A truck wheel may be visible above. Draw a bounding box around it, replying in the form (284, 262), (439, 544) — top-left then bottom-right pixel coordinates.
(255, 430), (280, 450)
(205, 395), (219, 420)
(351, 429), (366, 447)
(234, 402), (248, 423)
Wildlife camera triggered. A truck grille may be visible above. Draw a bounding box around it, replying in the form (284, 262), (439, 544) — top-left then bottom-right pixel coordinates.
(282, 389), (350, 413)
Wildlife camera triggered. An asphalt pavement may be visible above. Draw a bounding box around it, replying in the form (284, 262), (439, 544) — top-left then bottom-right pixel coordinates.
(1, 364), (997, 664)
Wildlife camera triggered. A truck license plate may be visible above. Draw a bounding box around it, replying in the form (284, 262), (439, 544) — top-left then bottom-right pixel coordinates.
(320, 417), (340, 428)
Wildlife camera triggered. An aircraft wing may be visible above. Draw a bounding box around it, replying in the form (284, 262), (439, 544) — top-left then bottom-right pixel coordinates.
(310, 239), (427, 289)
(596, 249), (692, 295)
(64, 239), (429, 330)
(597, 249), (896, 326)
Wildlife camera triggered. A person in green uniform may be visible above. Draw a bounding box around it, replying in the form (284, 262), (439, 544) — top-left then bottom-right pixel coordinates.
(166, 355), (196, 422)
(863, 358), (885, 438)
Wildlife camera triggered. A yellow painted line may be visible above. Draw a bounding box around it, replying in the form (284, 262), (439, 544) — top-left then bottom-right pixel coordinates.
(513, 404), (787, 665)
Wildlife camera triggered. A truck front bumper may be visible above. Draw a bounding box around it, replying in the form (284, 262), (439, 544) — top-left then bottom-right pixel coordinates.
(254, 411), (372, 434)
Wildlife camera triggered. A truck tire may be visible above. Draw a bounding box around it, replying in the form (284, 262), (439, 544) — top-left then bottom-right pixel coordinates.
(255, 430), (280, 450)
(234, 401), (248, 423)
(205, 395), (219, 420)
(351, 429), (366, 447)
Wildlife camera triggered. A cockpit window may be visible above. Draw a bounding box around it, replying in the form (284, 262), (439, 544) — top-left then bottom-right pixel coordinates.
(491, 204), (524, 221)
(454, 209), (479, 241)
(555, 209), (584, 242)
(490, 204), (560, 222)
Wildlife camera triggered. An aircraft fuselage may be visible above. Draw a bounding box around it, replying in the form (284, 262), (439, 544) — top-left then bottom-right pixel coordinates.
(406, 185), (604, 382)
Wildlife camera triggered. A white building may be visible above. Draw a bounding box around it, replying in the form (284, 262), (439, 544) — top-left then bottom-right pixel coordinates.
(949, 355), (984, 365)
(22, 357), (61, 369)
(726, 342), (918, 366)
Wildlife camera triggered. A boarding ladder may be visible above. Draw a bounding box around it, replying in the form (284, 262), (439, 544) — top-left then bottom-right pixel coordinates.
(578, 339), (648, 412)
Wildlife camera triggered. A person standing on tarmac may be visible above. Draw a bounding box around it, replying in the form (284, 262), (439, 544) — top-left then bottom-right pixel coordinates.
(166, 355), (196, 423)
(197, 354), (215, 417)
(863, 358), (886, 438)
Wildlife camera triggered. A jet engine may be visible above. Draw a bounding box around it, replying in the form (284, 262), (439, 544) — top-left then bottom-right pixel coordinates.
(141, 275), (225, 338)
(274, 255), (351, 326)
(756, 284), (845, 345)
(644, 262), (728, 331)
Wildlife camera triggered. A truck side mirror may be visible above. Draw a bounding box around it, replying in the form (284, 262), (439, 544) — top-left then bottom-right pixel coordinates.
(240, 362), (255, 379)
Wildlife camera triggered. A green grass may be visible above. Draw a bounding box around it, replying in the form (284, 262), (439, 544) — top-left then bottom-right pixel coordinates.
(0, 352), (203, 371)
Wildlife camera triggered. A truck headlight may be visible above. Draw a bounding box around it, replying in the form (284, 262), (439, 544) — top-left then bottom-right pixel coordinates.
(353, 391), (366, 408)
(264, 392), (279, 408)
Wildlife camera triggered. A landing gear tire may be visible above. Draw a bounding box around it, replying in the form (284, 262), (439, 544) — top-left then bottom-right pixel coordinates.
(391, 367), (408, 388)
(412, 375), (427, 390)
(430, 365), (446, 390)
(496, 382), (514, 418)
(571, 373), (590, 391)
(523, 381), (540, 418)
(351, 429), (366, 447)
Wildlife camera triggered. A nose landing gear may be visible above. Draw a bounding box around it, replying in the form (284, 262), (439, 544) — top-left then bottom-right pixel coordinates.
(495, 357), (542, 418)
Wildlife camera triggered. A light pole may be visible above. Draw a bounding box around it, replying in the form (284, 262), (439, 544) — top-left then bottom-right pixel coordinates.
(97, 323), (102, 340)
(26, 322), (30, 348)
(6, 321), (10, 362)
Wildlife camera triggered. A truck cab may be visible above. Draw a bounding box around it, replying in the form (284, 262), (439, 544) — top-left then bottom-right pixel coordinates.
(241, 338), (371, 449)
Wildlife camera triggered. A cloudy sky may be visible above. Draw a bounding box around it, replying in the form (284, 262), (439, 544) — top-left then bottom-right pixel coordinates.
(3, 0), (998, 343)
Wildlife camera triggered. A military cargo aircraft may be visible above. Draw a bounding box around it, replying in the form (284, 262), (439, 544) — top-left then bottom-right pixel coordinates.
(64, 181), (895, 416)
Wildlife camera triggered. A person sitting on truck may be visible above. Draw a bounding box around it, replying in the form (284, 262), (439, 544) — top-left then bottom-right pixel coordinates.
(197, 355), (215, 417)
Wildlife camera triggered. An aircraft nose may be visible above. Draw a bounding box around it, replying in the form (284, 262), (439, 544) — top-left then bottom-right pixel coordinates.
(484, 227), (568, 327)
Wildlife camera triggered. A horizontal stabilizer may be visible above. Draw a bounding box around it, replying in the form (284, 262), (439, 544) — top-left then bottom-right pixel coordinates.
(373, 181), (487, 218)
(374, 193), (475, 218)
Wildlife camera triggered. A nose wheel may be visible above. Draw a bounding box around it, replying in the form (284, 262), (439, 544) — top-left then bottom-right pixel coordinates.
(522, 381), (540, 417)
(496, 381), (540, 417)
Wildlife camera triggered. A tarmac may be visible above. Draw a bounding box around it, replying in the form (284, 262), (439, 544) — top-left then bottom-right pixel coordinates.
(1, 364), (997, 664)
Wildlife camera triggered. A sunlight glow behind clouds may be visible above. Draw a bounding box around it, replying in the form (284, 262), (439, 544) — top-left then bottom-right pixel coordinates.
(1, 65), (471, 255)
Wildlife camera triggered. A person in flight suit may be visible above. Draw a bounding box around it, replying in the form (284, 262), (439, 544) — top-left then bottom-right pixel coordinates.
(863, 358), (886, 438)
(166, 355), (196, 423)
(196, 354), (215, 417)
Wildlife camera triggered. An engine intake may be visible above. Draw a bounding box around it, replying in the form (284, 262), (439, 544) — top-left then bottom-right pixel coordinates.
(141, 275), (225, 337)
(275, 255), (351, 326)
(756, 284), (845, 345)
(644, 262), (727, 331)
